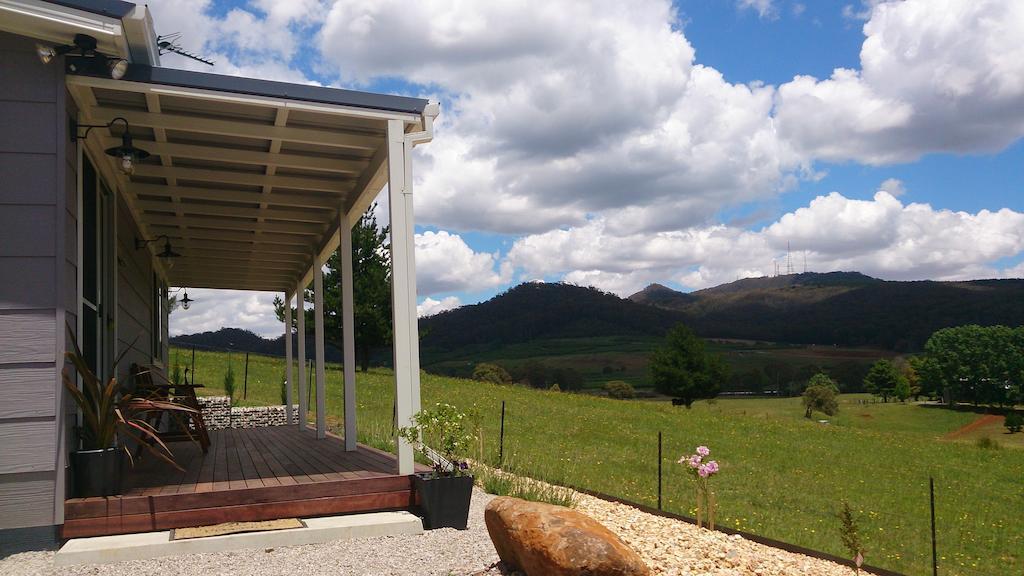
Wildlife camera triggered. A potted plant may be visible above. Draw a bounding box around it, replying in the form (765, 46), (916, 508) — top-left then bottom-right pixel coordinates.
(398, 402), (476, 529)
(63, 333), (195, 497)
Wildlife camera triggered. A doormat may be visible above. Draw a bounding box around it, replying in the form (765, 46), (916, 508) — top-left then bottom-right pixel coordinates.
(171, 518), (305, 540)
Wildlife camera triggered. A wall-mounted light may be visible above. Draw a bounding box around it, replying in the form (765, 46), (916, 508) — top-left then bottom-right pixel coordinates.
(37, 34), (129, 79)
(135, 235), (182, 269)
(72, 117), (150, 175)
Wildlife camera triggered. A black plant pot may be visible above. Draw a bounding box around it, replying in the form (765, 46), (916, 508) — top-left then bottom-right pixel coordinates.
(71, 447), (123, 497)
(414, 473), (473, 530)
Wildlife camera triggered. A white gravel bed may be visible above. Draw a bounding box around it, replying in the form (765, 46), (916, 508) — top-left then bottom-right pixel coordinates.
(2, 482), (871, 576)
(0, 488), (502, 576)
(575, 492), (869, 576)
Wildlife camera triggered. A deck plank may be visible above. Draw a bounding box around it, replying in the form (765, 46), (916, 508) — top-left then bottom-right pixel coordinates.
(63, 426), (417, 538)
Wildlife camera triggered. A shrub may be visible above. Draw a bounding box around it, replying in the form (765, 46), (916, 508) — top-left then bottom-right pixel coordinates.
(1005, 412), (1023, 434)
(398, 403), (476, 477)
(976, 436), (1001, 450)
(604, 380), (635, 399)
(548, 383), (561, 392)
(475, 465), (577, 508)
(473, 362), (512, 385)
(837, 501), (865, 574)
(224, 362), (236, 402)
(551, 367), (584, 391)
(803, 373), (840, 418)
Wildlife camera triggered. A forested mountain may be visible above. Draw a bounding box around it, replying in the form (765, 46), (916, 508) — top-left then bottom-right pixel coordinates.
(630, 272), (1024, 351)
(171, 273), (1024, 363)
(170, 328), (343, 362)
(419, 282), (685, 360)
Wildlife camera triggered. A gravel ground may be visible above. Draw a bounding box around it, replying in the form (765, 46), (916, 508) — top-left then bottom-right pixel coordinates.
(1, 484), (866, 576)
(0, 489), (503, 576)
(576, 493), (868, 576)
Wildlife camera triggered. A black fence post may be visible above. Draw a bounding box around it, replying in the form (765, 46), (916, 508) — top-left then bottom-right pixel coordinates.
(243, 352), (249, 399)
(499, 400), (506, 467)
(191, 346), (196, 385)
(308, 359), (313, 405)
(657, 431), (663, 510)
(930, 476), (938, 576)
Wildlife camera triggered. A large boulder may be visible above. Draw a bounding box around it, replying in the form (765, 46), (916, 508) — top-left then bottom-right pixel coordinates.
(485, 496), (650, 576)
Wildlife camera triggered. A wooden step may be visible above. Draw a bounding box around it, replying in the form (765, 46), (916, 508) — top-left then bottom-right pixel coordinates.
(62, 476), (418, 538)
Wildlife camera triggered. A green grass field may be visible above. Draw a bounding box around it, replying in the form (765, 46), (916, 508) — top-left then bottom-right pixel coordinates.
(424, 335), (890, 391)
(172, 346), (1023, 576)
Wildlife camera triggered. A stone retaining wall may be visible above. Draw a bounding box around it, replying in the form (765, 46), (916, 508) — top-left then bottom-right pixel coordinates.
(196, 396), (299, 430)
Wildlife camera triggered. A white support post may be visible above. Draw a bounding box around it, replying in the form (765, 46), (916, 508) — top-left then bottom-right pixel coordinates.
(387, 119), (421, 475)
(314, 255), (327, 439)
(340, 216), (357, 451)
(296, 281), (307, 430)
(284, 292), (294, 425)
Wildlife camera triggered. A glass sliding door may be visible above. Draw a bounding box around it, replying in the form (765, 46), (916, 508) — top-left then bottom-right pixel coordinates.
(80, 156), (114, 381)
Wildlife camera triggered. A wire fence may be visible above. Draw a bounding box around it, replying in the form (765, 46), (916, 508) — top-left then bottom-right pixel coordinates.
(165, 347), (1019, 576)
(488, 401), (1019, 576)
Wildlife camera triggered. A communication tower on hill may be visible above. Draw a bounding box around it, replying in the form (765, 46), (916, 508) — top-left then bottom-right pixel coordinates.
(786, 242), (794, 275)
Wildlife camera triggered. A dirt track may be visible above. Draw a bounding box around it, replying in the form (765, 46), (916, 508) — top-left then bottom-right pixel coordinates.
(942, 414), (1002, 439)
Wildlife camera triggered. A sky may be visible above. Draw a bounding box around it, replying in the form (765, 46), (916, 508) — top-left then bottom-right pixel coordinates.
(161, 0), (1024, 338)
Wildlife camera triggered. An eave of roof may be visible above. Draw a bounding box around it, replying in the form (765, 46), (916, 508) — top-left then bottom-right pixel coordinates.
(45, 0), (135, 19)
(108, 64), (430, 116)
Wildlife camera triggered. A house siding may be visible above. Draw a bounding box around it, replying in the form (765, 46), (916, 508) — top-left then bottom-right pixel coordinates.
(116, 193), (161, 385)
(0, 31), (65, 530)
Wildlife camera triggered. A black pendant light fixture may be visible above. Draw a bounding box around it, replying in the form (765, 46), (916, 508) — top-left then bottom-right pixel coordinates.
(135, 235), (183, 264)
(72, 117), (150, 175)
(180, 290), (194, 310)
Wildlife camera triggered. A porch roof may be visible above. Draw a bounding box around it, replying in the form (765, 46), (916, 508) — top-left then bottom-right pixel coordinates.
(66, 66), (433, 293)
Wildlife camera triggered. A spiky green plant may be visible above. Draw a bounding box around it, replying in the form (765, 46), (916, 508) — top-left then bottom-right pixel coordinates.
(62, 329), (196, 470)
(837, 500), (865, 574)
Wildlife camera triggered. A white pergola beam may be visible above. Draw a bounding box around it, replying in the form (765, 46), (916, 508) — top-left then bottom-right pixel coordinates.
(143, 214), (325, 235)
(314, 255), (327, 440)
(173, 279), (291, 291)
(339, 215), (357, 451)
(131, 183), (346, 210)
(105, 138), (369, 174)
(137, 199), (335, 224)
(132, 165), (352, 194)
(174, 258), (304, 273)
(284, 293), (294, 425)
(177, 248), (307, 264)
(88, 106), (382, 151)
(148, 227), (313, 246)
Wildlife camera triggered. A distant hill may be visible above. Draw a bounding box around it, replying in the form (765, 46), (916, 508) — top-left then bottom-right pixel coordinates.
(170, 328), (343, 362)
(630, 272), (1024, 351)
(172, 272), (1024, 364)
(419, 282), (686, 362)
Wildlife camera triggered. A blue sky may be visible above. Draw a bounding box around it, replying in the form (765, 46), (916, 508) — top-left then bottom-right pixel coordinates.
(159, 0), (1024, 337)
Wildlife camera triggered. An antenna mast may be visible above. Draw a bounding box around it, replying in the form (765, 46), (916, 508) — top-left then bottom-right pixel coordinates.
(786, 242), (794, 275)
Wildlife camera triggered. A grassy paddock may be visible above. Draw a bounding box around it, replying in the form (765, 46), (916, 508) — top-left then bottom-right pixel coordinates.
(172, 347), (1022, 576)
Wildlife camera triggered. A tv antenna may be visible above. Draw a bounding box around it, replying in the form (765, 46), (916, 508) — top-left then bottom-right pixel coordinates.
(157, 33), (215, 66)
(786, 242), (794, 275)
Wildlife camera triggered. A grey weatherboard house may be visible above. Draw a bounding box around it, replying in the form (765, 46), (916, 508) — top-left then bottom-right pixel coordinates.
(0, 0), (436, 550)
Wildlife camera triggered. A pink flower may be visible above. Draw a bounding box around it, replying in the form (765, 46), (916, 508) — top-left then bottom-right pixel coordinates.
(698, 464), (710, 478)
(688, 454), (702, 468)
(705, 460), (719, 475)
(696, 445), (710, 457)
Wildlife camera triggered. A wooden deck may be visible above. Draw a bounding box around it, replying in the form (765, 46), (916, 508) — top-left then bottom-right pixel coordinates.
(62, 426), (425, 538)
